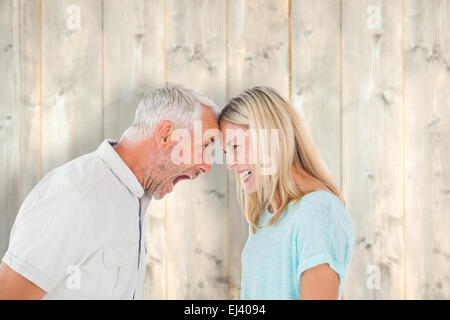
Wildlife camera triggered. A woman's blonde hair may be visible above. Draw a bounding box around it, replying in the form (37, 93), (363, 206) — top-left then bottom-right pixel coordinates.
(219, 86), (345, 233)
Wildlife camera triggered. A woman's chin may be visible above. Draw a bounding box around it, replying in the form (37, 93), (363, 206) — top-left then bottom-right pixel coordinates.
(244, 183), (257, 194)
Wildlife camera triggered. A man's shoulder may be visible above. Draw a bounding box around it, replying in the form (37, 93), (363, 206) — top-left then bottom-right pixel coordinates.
(14, 152), (106, 224)
(43, 150), (109, 198)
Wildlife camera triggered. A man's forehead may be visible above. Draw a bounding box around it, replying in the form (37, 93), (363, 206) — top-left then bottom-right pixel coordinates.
(201, 106), (219, 129)
(200, 120), (219, 144)
(202, 118), (219, 131)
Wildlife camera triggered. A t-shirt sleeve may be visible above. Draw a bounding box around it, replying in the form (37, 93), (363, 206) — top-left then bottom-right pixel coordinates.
(294, 194), (354, 283)
(1, 173), (93, 293)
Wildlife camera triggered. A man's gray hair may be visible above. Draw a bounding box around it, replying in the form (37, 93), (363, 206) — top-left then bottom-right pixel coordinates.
(121, 82), (220, 141)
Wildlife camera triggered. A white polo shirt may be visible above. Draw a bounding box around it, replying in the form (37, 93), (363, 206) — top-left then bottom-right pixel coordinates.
(2, 140), (149, 299)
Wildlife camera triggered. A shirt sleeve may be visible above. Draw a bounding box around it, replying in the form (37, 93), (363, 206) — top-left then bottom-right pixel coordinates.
(294, 193), (354, 284)
(2, 173), (93, 293)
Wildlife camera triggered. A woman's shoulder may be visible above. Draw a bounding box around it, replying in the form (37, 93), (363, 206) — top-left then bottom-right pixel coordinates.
(289, 190), (342, 212)
(287, 190), (354, 230)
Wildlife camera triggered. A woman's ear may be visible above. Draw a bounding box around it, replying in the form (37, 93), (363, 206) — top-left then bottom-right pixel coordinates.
(155, 120), (175, 148)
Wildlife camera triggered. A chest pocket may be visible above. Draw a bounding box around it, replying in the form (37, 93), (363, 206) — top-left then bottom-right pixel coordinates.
(102, 242), (137, 298)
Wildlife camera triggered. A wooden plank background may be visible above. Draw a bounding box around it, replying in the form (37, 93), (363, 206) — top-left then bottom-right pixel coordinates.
(0, 0), (449, 299)
(404, 0), (450, 299)
(164, 0), (228, 299)
(341, 0), (404, 299)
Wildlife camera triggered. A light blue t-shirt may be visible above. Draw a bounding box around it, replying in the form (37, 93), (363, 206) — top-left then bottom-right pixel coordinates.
(240, 190), (354, 300)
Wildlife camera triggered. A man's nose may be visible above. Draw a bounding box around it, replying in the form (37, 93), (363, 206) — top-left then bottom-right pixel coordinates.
(197, 162), (211, 174)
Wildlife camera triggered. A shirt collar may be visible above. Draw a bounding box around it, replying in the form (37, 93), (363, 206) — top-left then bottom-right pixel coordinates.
(96, 139), (144, 199)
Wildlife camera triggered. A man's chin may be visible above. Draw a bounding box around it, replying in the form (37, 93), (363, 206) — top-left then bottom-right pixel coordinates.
(153, 183), (174, 200)
(152, 190), (166, 200)
(152, 191), (167, 200)
(152, 194), (163, 200)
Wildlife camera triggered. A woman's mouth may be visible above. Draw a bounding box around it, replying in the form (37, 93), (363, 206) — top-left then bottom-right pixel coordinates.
(239, 170), (252, 183)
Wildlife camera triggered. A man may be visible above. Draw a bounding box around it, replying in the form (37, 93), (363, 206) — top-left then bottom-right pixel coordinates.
(0, 82), (220, 299)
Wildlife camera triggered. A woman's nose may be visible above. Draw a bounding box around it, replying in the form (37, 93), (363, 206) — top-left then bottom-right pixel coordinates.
(225, 158), (237, 170)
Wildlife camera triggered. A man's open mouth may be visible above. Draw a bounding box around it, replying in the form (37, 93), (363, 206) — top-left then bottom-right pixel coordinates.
(172, 175), (192, 186)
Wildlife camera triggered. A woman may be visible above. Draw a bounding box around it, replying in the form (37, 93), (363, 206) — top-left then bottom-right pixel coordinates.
(219, 87), (354, 300)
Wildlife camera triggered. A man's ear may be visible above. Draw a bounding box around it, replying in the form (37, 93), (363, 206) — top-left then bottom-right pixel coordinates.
(155, 120), (175, 149)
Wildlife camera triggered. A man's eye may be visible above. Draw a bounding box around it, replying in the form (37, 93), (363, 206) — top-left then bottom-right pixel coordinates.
(224, 144), (239, 154)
